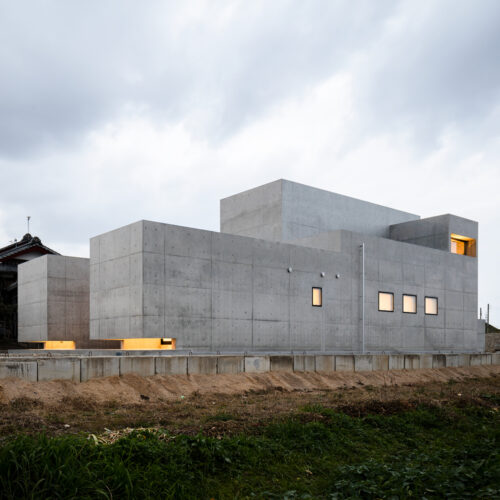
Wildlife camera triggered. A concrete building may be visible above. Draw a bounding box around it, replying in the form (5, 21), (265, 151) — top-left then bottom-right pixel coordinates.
(0, 233), (59, 343)
(85, 179), (481, 353)
(18, 255), (119, 349)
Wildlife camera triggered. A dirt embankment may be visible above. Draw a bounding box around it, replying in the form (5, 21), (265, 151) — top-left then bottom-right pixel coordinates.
(0, 365), (499, 406)
(0, 365), (499, 438)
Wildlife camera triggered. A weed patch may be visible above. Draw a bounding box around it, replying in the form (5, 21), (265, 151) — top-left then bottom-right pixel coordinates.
(1, 405), (499, 499)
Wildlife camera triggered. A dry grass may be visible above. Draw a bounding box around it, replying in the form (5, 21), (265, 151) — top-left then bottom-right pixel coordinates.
(0, 367), (499, 438)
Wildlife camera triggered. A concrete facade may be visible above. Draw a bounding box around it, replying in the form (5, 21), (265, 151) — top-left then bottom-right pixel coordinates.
(18, 255), (119, 349)
(19, 179), (481, 356)
(294, 229), (480, 352)
(220, 179), (420, 241)
(390, 214), (478, 254)
(89, 216), (480, 353)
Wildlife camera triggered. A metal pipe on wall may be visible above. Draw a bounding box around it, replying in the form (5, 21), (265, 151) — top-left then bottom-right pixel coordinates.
(361, 243), (365, 354)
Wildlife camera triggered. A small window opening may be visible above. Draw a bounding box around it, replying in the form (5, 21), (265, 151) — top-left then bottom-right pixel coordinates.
(425, 297), (438, 315)
(43, 341), (76, 350)
(403, 294), (417, 314)
(121, 338), (176, 350)
(378, 292), (394, 312)
(450, 234), (476, 257)
(312, 287), (322, 307)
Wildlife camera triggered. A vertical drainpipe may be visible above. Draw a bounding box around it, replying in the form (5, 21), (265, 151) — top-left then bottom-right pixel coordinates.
(361, 243), (365, 354)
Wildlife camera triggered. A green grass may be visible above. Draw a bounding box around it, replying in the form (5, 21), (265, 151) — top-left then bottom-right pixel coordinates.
(1, 405), (499, 499)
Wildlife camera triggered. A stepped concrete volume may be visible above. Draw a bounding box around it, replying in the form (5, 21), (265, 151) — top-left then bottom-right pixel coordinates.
(79, 179), (482, 353)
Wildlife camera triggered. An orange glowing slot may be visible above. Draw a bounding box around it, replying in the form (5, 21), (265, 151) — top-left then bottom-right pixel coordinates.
(120, 338), (176, 350)
(44, 341), (76, 350)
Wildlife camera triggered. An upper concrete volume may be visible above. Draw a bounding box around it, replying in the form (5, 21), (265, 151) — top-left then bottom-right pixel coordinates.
(220, 179), (420, 242)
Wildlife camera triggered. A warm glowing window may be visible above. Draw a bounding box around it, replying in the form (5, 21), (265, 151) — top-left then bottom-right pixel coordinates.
(403, 294), (417, 314)
(450, 234), (476, 257)
(425, 297), (438, 315)
(378, 292), (394, 312)
(43, 341), (76, 350)
(121, 338), (176, 350)
(312, 287), (322, 307)
(450, 238), (465, 254)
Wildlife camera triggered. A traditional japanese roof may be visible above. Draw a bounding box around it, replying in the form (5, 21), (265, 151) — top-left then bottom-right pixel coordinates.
(0, 233), (59, 263)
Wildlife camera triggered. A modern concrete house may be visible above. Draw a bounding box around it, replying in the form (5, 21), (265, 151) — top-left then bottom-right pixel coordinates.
(83, 179), (481, 353)
(17, 255), (119, 349)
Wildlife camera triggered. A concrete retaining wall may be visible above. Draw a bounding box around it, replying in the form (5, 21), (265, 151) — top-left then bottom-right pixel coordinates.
(217, 356), (245, 374)
(38, 358), (81, 382)
(155, 356), (188, 375)
(0, 352), (497, 383)
(120, 357), (155, 377)
(0, 361), (38, 381)
(81, 357), (120, 382)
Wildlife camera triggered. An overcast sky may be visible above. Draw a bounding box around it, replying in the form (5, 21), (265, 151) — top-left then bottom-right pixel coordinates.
(0, 1), (499, 320)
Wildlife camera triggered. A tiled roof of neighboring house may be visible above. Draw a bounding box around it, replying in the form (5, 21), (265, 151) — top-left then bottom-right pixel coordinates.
(0, 233), (59, 263)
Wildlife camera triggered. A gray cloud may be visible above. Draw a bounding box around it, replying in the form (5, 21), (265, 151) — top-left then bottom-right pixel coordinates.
(0, 0), (398, 158)
(354, 0), (500, 148)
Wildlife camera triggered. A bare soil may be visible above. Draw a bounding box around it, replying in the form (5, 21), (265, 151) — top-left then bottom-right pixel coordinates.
(0, 365), (499, 438)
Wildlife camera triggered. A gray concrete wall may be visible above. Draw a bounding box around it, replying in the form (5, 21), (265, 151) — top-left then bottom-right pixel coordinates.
(280, 180), (420, 241)
(0, 360), (37, 381)
(90, 220), (359, 351)
(220, 180), (283, 241)
(340, 230), (479, 353)
(290, 229), (479, 353)
(18, 255), (120, 349)
(0, 352), (497, 382)
(220, 180), (419, 242)
(18, 256), (48, 342)
(90, 221), (480, 354)
(478, 319), (486, 352)
(389, 214), (478, 253)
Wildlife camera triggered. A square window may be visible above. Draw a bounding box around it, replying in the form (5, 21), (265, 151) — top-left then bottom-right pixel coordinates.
(378, 292), (394, 312)
(425, 297), (438, 315)
(312, 287), (322, 307)
(403, 294), (417, 314)
(450, 238), (465, 255)
(450, 234), (476, 257)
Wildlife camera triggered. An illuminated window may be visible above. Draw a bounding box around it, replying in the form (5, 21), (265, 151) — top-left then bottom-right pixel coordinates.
(378, 292), (394, 312)
(43, 341), (76, 350)
(403, 294), (417, 314)
(312, 287), (322, 307)
(121, 338), (176, 350)
(450, 234), (476, 257)
(425, 297), (438, 315)
(450, 238), (465, 254)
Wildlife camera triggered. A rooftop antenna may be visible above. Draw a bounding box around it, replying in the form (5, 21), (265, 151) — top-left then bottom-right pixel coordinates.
(27, 216), (31, 234)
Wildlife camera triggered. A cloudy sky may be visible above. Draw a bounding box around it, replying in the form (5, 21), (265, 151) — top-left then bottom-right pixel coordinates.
(0, 1), (499, 320)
